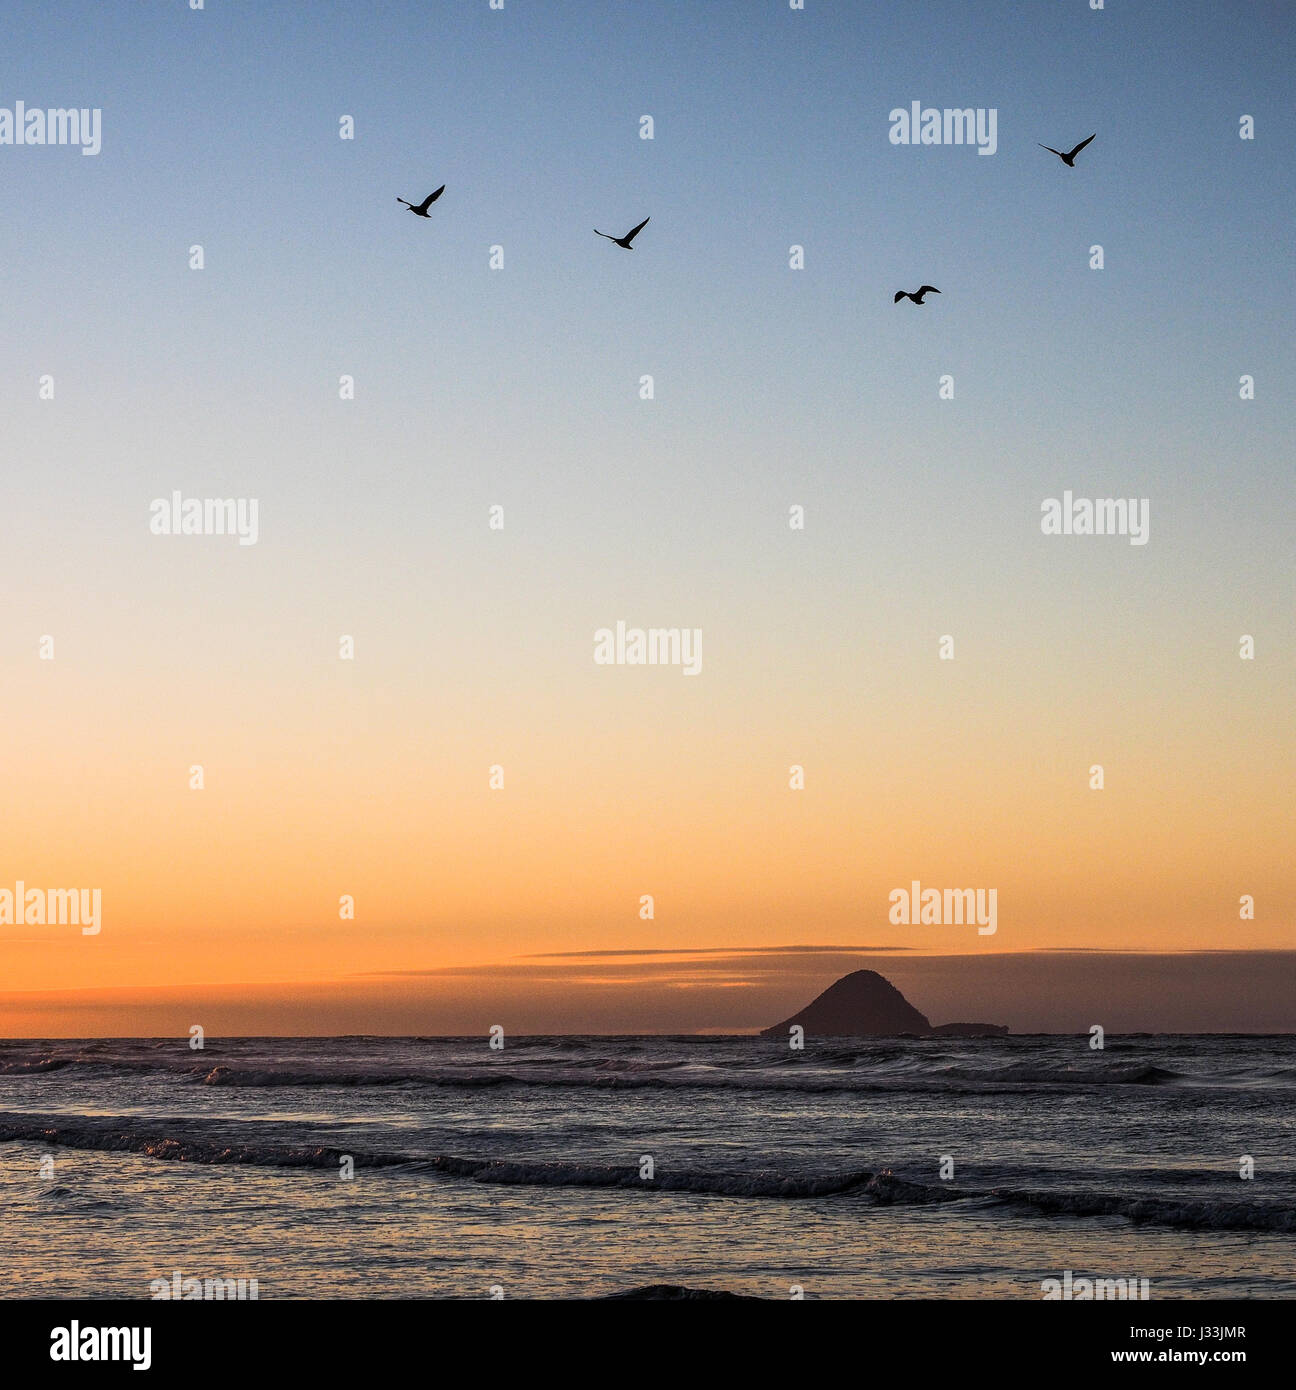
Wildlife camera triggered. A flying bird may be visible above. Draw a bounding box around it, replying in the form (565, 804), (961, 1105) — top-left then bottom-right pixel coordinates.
(894, 285), (940, 305)
(1038, 134), (1095, 167)
(594, 216), (650, 249)
(397, 186), (445, 217)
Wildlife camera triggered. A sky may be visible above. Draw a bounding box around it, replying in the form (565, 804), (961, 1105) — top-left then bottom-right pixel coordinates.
(1, 0), (1293, 1034)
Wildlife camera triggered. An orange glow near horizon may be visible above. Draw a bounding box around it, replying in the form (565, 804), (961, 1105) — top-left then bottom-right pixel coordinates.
(3, 625), (1291, 1026)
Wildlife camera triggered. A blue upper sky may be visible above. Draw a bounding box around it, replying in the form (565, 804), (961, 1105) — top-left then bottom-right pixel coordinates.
(2, 0), (1292, 683)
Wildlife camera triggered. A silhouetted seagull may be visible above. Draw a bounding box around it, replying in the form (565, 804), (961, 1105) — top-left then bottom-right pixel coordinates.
(894, 285), (940, 305)
(397, 186), (445, 217)
(594, 216), (650, 249)
(1038, 134), (1095, 167)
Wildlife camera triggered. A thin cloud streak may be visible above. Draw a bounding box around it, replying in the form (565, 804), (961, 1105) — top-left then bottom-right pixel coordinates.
(2, 951), (1294, 1036)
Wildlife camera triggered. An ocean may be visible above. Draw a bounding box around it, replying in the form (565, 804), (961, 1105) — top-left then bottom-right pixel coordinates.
(1, 1034), (1292, 1300)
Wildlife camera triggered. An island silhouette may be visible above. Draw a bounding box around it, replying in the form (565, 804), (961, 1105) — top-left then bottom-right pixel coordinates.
(760, 968), (1008, 1038)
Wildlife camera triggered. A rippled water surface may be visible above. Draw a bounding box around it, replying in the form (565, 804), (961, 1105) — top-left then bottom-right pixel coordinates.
(2, 1035), (1292, 1298)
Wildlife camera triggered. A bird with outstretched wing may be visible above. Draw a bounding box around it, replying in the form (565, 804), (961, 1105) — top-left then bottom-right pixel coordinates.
(595, 216), (650, 249)
(1038, 134), (1095, 166)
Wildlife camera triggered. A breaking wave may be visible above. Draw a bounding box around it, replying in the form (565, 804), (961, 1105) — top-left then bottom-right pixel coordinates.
(1, 1045), (1289, 1095)
(3, 1111), (1291, 1233)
